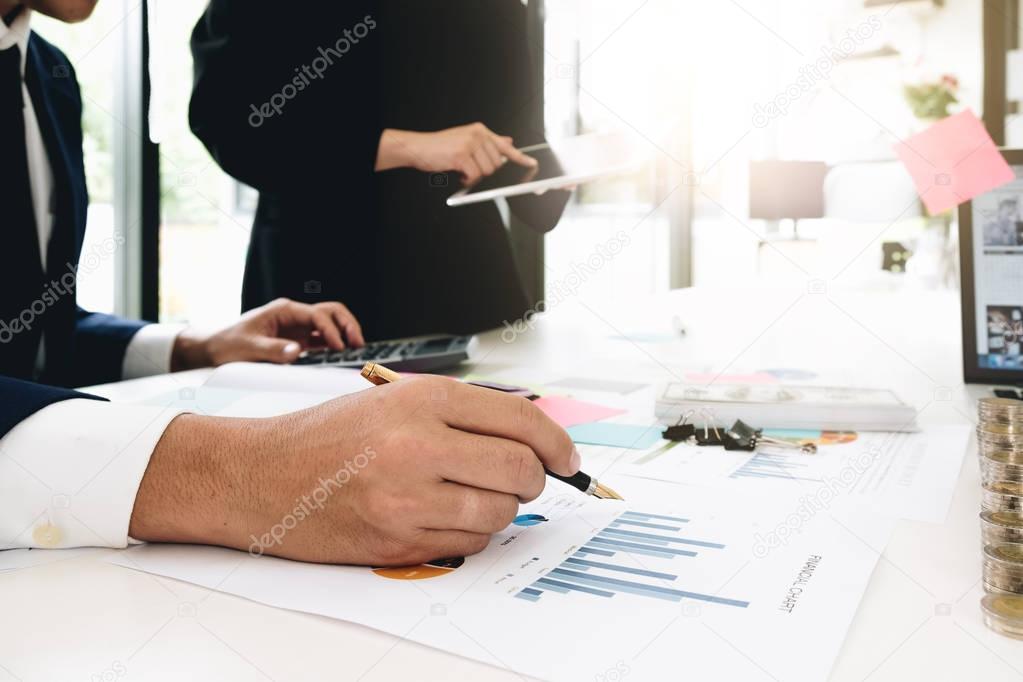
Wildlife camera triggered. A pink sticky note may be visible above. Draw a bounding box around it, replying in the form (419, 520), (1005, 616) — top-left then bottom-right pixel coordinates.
(532, 396), (626, 428)
(894, 109), (1015, 215)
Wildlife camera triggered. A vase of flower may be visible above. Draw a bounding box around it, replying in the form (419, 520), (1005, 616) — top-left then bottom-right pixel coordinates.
(903, 74), (959, 124)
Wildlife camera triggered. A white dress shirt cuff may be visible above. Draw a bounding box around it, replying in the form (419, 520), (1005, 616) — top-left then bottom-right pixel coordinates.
(0, 399), (186, 550)
(122, 323), (185, 380)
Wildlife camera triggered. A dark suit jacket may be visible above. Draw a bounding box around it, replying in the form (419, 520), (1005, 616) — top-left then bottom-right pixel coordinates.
(190, 0), (568, 340)
(0, 33), (137, 436)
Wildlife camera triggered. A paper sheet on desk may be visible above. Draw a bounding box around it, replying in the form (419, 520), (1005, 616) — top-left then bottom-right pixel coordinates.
(136, 363), (371, 417)
(203, 362), (369, 396)
(109, 489), (891, 682)
(615, 425), (971, 524)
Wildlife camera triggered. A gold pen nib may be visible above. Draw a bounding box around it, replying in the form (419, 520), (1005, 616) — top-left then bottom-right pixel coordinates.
(593, 481), (624, 500)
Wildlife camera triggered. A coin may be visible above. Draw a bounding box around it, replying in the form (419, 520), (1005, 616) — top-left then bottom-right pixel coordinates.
(985, 581), (1017, 595)
(982, 594), (1023, 639)
(982, 483), (1023, 512)
(980, 456), (1023, 487)
(978, 430), (1023, 450)
(983, 544), (1023, 593)
(981, 511), (1023, 545)
(979, 397), (1023, 420)
(980, 422), (1023, 436)
(988, 480), (1023, 495)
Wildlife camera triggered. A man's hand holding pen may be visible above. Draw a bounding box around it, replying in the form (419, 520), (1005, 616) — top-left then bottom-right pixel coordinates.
(129, 377), (581, 566)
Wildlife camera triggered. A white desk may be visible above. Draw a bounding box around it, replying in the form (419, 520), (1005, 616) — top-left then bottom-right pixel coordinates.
(1, 286), (1020, 681)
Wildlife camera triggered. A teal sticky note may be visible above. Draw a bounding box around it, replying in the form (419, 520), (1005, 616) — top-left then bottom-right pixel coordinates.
(566, 423), (663, 449)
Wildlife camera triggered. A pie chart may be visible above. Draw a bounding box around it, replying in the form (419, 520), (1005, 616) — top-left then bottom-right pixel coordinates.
(372, 556), (465, 580)
(513, 514), (549, 527)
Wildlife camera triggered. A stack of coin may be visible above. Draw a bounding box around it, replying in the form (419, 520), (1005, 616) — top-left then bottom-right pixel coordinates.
(983, 543), (1023, 594)
(978, 398), (1023, 495)
(978, 398), (1023, 456)
(978, 398), (1023, 637)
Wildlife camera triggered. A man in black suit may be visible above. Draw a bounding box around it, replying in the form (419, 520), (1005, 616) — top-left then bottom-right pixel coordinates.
(1, 0), (578, 565)
(190, 1), (570, 340)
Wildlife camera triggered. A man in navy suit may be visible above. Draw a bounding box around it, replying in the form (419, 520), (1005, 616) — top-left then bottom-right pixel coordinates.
(0, 0), (579, 566)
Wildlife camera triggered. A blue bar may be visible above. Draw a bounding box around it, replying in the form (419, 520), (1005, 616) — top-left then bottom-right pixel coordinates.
(588, 541), (673, 559)
(598, 531), (669, 546)
(565, 557), (678, 580)
(552, 570), (679, 602)
(731, 471), (819, 482)
(551, 569), (750, 608)
(621, 511), (689, 523)
(537, 577), (614, 598)
(601, 527), (726, 549)
(577, 546), (616, 557)
(588, 537), (695, 558)
(744, 463), (805, 472)
(521, 587), (543, 596)
(610, 519), (682, 532)
(744, 460), (805, 470)
(590, 536), (698, 556)
(732, 471), (789, 479)
(533, 580), (571, 594)
(747, 454), (799, 462)
(753, 453), (802, 462)
(515, 591), (540, 602)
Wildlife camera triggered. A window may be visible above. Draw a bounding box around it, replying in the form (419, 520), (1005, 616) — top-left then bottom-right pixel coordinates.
(543, 0), (681, 307)
(33, 0), (139, 314)
(542, 0), (982, 294)
(150, 0), (253, 326)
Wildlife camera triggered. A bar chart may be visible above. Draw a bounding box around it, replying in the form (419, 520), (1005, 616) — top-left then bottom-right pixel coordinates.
(730, 451), (822, 483)
(514, 510), (749, 608)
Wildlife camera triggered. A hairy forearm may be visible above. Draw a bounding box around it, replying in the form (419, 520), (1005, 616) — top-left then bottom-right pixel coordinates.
(128, 414), (270, 548)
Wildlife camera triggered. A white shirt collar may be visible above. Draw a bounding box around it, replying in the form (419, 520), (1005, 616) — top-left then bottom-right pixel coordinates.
(0, 6), (32, 74)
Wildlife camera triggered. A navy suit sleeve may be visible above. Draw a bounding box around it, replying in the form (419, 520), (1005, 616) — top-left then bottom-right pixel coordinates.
(0, 375), (104, 439)
(71, 307), (147, 387)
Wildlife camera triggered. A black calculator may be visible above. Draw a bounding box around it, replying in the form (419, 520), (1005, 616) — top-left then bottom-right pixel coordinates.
(293, 335), (476, 373)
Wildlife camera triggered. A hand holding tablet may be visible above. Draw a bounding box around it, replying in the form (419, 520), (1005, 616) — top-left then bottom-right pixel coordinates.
(376, 123), (538, 186)
(447, 131), (642, 206)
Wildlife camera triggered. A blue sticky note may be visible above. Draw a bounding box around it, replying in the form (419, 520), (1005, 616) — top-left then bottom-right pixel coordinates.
(566, 423), (663, 449)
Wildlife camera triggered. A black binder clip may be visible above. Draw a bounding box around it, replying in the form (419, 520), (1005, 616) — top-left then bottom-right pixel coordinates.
(693, 409), (726, 446)
(723, 420), (759, 451)
(662, 410), (696, 442)
(725, 419), (817, 454)
(694, 423), (726, 446)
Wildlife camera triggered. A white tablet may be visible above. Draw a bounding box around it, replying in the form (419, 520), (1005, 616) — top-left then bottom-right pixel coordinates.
(446, 131), (641, 207)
